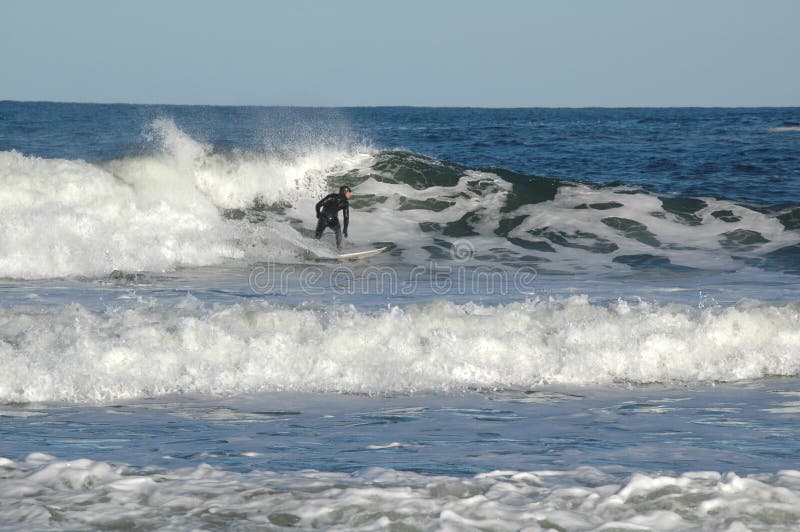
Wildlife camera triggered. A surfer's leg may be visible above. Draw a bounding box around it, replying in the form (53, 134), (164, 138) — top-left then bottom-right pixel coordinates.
(330, 219), (343, 249)
(314, 217), (327, 239)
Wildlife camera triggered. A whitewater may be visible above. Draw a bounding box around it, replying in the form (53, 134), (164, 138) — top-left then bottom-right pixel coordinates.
(1, 102), (799, 529)
(3, 297), (800, 403)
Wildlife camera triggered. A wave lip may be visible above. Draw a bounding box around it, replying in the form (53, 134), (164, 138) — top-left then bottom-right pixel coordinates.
(2, 454), (800, 530)
(2, 297), (800, 403)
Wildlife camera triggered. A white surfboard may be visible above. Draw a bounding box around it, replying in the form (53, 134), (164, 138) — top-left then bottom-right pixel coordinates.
(336, 246), (388, 260)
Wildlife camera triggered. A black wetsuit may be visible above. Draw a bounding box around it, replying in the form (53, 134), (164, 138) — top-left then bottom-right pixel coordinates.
(314, 191), (349, 248)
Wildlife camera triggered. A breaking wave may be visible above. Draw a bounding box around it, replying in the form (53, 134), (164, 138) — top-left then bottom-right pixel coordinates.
(1, 119), (798, 279)
(0, 119), (372, 278)
(2, 296), (800, 403)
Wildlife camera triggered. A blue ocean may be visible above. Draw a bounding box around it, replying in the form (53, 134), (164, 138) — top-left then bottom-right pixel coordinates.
(1, 102), (800, 529)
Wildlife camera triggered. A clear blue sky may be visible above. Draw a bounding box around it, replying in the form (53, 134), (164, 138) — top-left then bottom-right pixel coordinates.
(2, 0), (798, 107)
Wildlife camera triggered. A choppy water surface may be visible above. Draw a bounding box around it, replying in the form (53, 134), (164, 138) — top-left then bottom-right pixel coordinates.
(1, 102), (799, 529)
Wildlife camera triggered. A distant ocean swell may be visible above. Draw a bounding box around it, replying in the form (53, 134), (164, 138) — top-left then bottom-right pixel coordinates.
(2, 297), (799, 403)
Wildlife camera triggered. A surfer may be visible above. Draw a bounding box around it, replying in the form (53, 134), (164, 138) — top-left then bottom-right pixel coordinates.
(314, 185), (351, 249)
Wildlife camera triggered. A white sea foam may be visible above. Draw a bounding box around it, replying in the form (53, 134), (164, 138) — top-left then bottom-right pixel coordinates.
(300, 163), (799, 274)
(2, 454), (800, 530)
(1, 297), (799, 403)
(0, 119), (373, 278)
(465, 182), (793, 271)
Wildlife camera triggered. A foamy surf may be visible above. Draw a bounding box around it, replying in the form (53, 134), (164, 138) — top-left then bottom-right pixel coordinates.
(2, 296), (799, 403)
(0, 119), (374, 278)
(2, 454), (799, 530)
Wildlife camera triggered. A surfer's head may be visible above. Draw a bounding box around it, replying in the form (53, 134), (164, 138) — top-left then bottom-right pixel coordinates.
(339, 185), (352, 200)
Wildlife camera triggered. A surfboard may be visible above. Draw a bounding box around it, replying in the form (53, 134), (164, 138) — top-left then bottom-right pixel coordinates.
(336, 246), (388, 260)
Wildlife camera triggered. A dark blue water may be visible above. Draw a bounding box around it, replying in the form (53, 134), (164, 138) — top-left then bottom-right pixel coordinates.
(2, 102), (799, 205)
(3, 102), (800, 528)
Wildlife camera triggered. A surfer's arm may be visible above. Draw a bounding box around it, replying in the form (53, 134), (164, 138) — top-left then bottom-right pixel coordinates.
(315, 196), (327, 218)
(343, 203), (349, 237)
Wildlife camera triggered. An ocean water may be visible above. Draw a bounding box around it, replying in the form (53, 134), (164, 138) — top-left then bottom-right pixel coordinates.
(1, 102), (800, 529)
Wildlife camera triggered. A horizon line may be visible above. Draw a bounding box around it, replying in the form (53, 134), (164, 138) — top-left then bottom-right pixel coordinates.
(2, 99), (799, 111)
